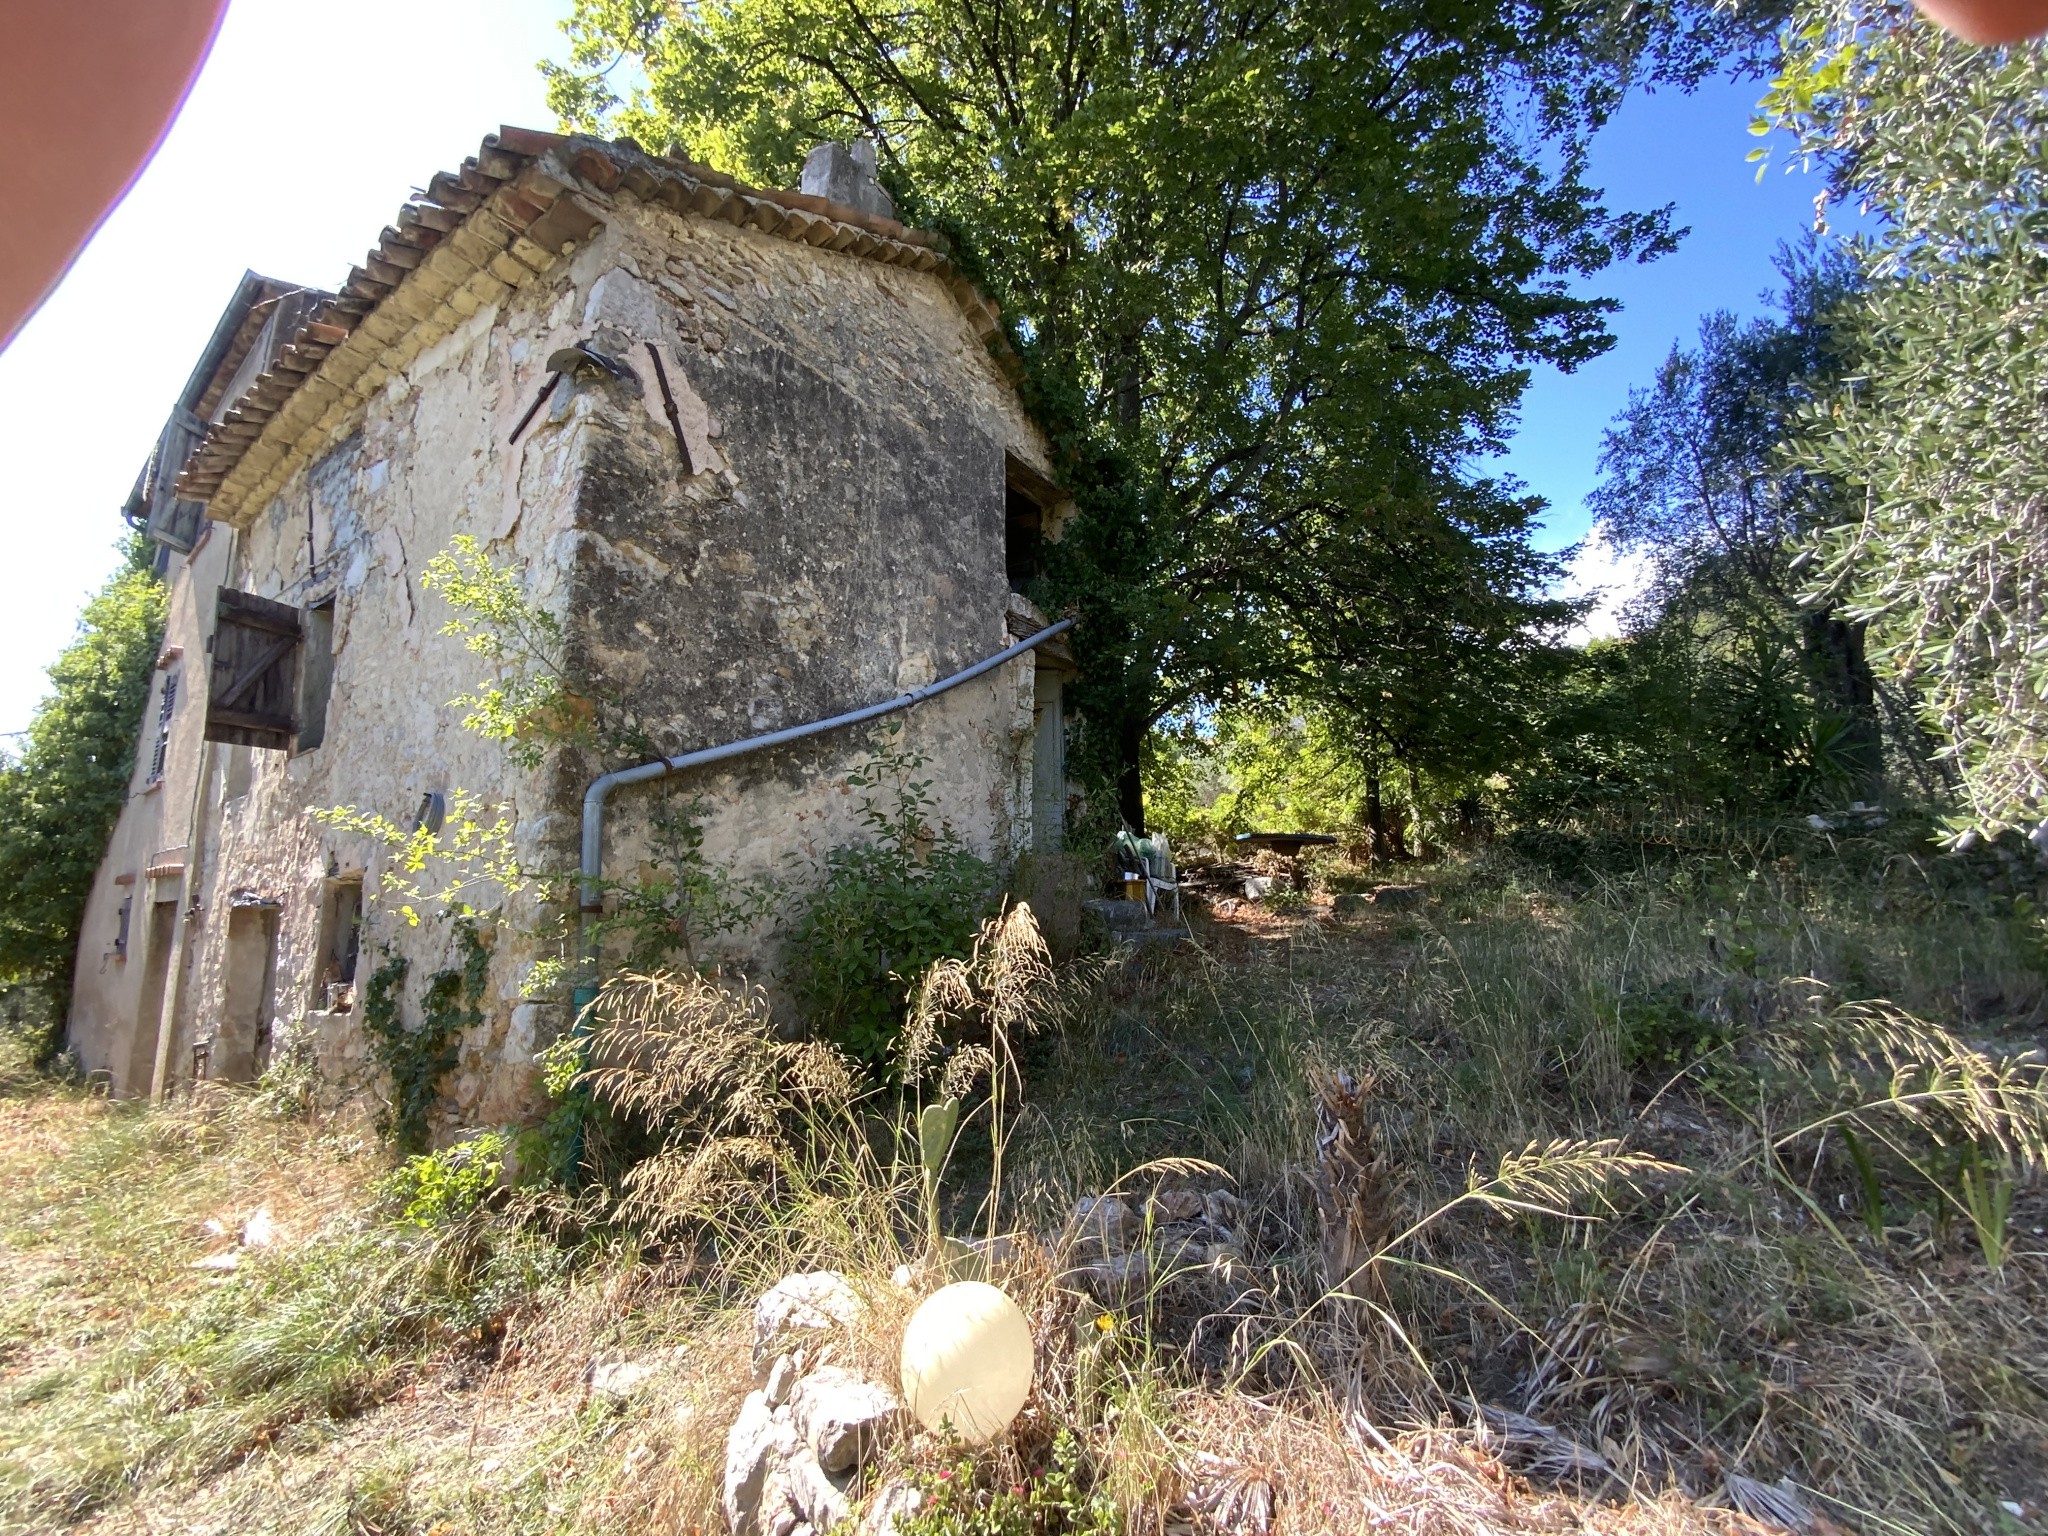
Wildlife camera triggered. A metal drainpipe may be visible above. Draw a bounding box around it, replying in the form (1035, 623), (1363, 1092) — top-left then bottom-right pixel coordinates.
(569, 617), (1075, 1020)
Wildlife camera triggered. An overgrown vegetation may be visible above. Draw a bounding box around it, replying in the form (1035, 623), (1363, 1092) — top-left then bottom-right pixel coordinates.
(784, 733), (997, 1066)
(7, 841), (2043, 1533)
(1761, 0), (2048, 843)
(355, 919), (493, 1154)
(0, 1035), (569, 1529)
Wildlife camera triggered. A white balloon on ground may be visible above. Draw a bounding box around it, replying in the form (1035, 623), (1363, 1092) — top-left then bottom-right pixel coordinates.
(899, 1280), (1033, 1442)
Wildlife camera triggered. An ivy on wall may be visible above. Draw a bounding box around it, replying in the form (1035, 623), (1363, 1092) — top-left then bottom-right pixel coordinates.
(359, 919), (491, 1154)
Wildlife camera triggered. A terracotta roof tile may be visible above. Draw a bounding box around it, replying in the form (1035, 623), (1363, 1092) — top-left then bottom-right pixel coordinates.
(175, 128), (1012, 521)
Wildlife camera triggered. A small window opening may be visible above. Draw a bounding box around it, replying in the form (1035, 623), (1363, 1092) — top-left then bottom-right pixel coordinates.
(312, 878), (363, 1013)
(148, 670), (179, 783)
(295, 601), (336, 753)
(114, 897), (133, 958)
(1005, 486), (1043, 591)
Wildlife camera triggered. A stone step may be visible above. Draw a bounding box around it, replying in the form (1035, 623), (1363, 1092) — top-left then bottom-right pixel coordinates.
(1080, 898), (1191, 948)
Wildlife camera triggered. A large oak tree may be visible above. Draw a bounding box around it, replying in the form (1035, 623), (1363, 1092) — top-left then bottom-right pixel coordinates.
(546, 0), (1746, 827)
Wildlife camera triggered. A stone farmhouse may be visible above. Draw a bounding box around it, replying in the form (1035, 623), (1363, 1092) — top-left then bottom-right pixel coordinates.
(68, 128), (1078, 1123)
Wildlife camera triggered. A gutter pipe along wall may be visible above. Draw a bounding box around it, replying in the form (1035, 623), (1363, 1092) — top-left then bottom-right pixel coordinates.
(577, 617), (1076, 970)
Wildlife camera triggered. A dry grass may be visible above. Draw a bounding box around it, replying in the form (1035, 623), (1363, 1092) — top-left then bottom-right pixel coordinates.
(4, 841), (2046, 1535)
(1002, 843), (2048, 1534)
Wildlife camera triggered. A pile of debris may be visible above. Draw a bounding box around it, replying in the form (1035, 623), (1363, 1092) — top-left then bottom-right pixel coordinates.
(718, 1188), (1256, 1534)
(724, 1272), (914, 1536)
(1064, 1187), (1248, 1300)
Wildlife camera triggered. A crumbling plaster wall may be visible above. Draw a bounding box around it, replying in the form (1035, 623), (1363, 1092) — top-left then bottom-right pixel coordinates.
(149, 172), (1056, 1129)
(67, 532), (233, 1095)
(556, 192), (1053, 977)
(180, 275), (590, 1131)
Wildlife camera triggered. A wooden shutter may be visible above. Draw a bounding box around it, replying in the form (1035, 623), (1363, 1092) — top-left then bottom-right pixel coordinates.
(204, 589), (302, 750)
(140, 408), (209, 552)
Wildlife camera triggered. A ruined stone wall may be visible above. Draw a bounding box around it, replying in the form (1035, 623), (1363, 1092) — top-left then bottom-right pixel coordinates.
(175, 280), (588, 1131)
(552, 191), (1053, 978)
(82, 160), (1055, 1126)
(67, 533), (233, 1095)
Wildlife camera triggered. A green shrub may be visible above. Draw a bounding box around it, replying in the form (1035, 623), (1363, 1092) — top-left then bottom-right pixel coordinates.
(900, 1431), (1122, 1536)
(0, 534), (164, 1031)
(783, 736), (994, 1067)
(1614, 983), (1733, 1072)
(360, 919), (491, 1154)
(381, 1130), (510, 1227)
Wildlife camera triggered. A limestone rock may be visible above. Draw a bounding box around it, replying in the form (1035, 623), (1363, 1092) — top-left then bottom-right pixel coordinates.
(754, 1271), (865, 1375)
(1370, 884), (1427, 910)
(788, 1365), (900, 1474)
(782, 1446), (854, 1532)
(588, 1358), (659, 1401)
(724, 1389), (797, 1536)
(1145, 1188), (1204, 1224)
(1203, 1189), (1245, 1231)
(765, 1352), (798, 1409)
(864, 1481), (924, 1536)
(1071, 1251), (1152, 1301)
(1068, 1195), (1137, 1256)
(240, 1205), (279, 1248)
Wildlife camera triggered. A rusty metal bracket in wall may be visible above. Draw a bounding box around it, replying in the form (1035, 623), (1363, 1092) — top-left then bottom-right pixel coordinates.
(642, 341), (696, 472)
(576, 617), (1077, 963)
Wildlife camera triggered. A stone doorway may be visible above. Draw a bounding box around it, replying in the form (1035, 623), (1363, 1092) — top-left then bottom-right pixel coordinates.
(126, 899), (178, 1095)
(217, 902), (280, 1082)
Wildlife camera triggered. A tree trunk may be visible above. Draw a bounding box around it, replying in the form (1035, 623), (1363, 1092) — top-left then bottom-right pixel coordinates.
(1117, 713), (1146, 834)
(1802, 606), (1883, 801)
(1365, 769), (1387, 863)
(1404, 761), (1424, 860)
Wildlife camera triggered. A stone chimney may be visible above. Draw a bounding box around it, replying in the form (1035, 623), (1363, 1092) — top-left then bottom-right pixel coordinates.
(801, 138), (896, 222)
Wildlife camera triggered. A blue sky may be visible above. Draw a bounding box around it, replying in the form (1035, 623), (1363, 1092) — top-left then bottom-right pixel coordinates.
(1498, 73), (1827, 554)
(0, 5), (1823, 738)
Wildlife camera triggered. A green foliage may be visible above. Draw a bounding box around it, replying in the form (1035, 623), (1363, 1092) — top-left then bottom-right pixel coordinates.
(541, 0), (1731, 823)
(1761, 1), (2048, 840)
(314, 789), (527, 929)
(1952, 1143), (2014, 1271)
(1613, 983), (1734, 1071)
(1148, 699), (1507, 861)
(1147, 710), (1367, 846)
(421, 535), (586, 768)
(1515, 253), (1906, 833)
(1507, 623), (1848, 828)
(783, 735), (994, 1066)
(917, 1094), (963, 1251)
(381, 1130), (511, 1228)
(0, 535), (165, 1029)
(590, 788), (778, 973)
(359, 921), (491, 1154)
(900, 1432), (1122, 1536)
